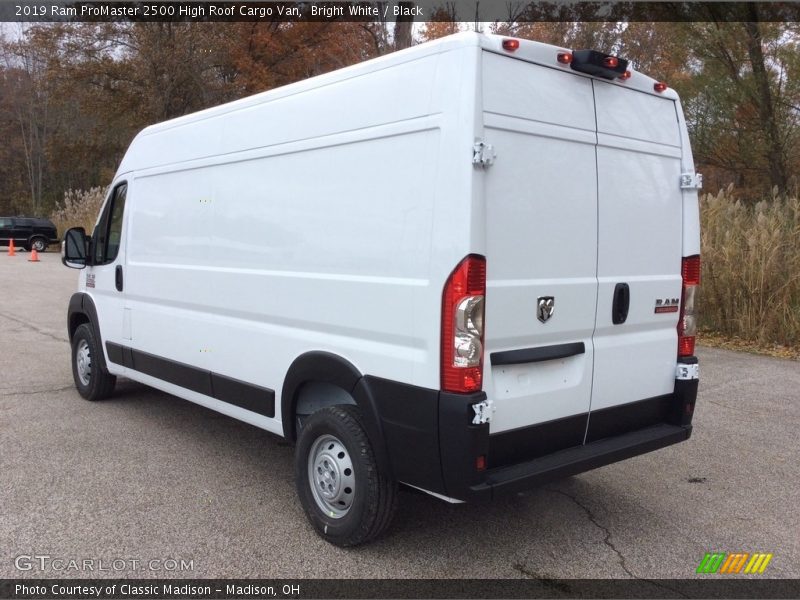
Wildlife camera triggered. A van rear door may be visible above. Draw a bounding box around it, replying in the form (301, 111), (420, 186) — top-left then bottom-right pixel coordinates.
(481, 53), (598, 462)
(587, 81), (684, 439)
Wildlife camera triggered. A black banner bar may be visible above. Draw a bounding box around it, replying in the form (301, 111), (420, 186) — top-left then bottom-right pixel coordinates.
(3, 1), (800, 23)
(2, 579), (800, 599)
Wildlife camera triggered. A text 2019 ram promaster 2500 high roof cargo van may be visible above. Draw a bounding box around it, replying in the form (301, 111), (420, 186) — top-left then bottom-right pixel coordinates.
(62, 32), (702, 546)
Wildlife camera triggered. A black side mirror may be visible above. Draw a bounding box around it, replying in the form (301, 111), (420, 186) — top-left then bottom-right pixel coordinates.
(62, 227), (89, 269)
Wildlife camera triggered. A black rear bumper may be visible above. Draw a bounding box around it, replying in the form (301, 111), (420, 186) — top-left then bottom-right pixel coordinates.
(361, 360), (698, 503)
(470, 422), (691, 500)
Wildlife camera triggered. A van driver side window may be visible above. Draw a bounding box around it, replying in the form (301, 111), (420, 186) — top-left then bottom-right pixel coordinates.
(94, 183), (127, 265)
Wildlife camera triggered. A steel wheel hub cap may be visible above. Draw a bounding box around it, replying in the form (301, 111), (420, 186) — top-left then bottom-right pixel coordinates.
(308, 434), (355, 518)
(76, 339), (92, 386)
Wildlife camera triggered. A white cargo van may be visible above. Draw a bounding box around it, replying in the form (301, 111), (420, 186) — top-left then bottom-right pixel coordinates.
(62, 32), (701, 546)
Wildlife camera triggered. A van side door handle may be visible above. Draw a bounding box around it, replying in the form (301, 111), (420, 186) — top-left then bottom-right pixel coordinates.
(612, 282), (629, 324)
(115, 265), (124, 292)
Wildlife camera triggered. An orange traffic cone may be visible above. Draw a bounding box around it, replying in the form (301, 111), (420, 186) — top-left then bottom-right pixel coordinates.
(28, 248), (40, 262)
(7, 239), (15, 256)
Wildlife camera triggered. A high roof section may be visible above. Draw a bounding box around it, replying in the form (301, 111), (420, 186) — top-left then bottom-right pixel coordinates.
(117, 32), (676, 175)
(138, 31), (480, 137)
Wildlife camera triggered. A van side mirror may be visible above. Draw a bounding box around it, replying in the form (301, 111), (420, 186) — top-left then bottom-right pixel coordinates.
(62, 227), (89, 269)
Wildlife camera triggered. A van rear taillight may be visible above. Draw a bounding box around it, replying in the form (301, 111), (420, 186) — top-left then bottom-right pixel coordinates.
(441, 255), (486, 393)
(678, 255), (700, 357)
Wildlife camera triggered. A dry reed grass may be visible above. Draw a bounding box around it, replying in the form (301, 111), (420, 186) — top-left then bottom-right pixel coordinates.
(700, 186), (800, 347)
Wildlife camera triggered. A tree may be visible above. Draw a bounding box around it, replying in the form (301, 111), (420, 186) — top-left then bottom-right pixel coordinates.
(1, 25), (63, 214)
(488, 18), (799, 196)
(230, 22), (378, 93)
(681, 17), (798, 194)
(393, 1), (415, 50)
(418, 4), (461, 42)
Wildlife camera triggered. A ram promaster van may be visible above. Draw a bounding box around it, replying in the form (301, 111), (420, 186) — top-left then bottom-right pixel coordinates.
(62, 32), (701, 546)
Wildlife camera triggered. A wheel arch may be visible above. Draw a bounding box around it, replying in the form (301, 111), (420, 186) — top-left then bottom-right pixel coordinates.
(67, 292), (110, 372)
(281, 351), (392, 476)
(296, 382), (357, 420)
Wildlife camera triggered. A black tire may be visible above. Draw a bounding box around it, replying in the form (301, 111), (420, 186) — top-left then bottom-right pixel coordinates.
(30, 237), (48, 252)
(71, 323), (116, 401)
(295, 405), (398, 546)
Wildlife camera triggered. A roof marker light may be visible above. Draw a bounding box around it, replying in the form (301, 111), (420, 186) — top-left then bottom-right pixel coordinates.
(557, 52), (573, 64)
(654, 81), (668, 93)
(603, 56), (619, 68)
(619, 70), (632, 81)
(502, 39), (520, 52)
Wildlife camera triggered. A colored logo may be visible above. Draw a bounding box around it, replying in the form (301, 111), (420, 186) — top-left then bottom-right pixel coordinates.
(696, 552), (773, 574)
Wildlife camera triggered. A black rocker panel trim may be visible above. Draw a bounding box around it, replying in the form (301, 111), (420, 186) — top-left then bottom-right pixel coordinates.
(105, 341), (124, 366)
(490, 342), (585, 367)
(133, 349), (212, 396)
(105, 342), (275, 418)
(211, 373), (275, 416)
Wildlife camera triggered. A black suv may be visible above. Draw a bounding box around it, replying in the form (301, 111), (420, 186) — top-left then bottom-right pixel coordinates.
(0, 216), (59, 252)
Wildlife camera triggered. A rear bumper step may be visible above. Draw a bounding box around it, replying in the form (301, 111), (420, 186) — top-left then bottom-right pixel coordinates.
(470, 423), (692, 499)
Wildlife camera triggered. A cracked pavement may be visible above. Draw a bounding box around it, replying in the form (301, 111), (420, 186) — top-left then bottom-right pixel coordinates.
(1, 252), (799, 580)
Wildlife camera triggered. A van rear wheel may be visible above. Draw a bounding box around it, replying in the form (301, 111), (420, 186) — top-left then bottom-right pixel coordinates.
(71, 323), (116, 401)
(295, 405), (397, 546)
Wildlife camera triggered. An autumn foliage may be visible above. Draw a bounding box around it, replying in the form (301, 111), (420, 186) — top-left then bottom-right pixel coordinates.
(0, 21), (396, 216)
(1, 20), (798, 215)
(0, 20), (798, 348)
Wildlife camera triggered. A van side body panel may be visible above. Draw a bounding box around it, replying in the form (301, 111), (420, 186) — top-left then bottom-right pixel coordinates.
(98, 42), (486, 491)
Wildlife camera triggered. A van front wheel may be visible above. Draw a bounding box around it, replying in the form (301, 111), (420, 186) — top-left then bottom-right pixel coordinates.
(295, 405), (397, 546)
(71, 323), (116, 401)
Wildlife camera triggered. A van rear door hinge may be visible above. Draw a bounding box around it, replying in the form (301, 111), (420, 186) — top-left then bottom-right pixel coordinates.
(472, 399), (496, 425)
(472, 141), (495, 169)
(680, 172), (703, 190)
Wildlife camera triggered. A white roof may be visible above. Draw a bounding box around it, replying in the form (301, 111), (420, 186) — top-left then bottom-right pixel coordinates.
(119, 32), (676, 175)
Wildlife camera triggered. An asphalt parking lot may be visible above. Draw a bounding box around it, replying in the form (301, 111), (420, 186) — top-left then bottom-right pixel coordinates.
(1, 251), (798, 581)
